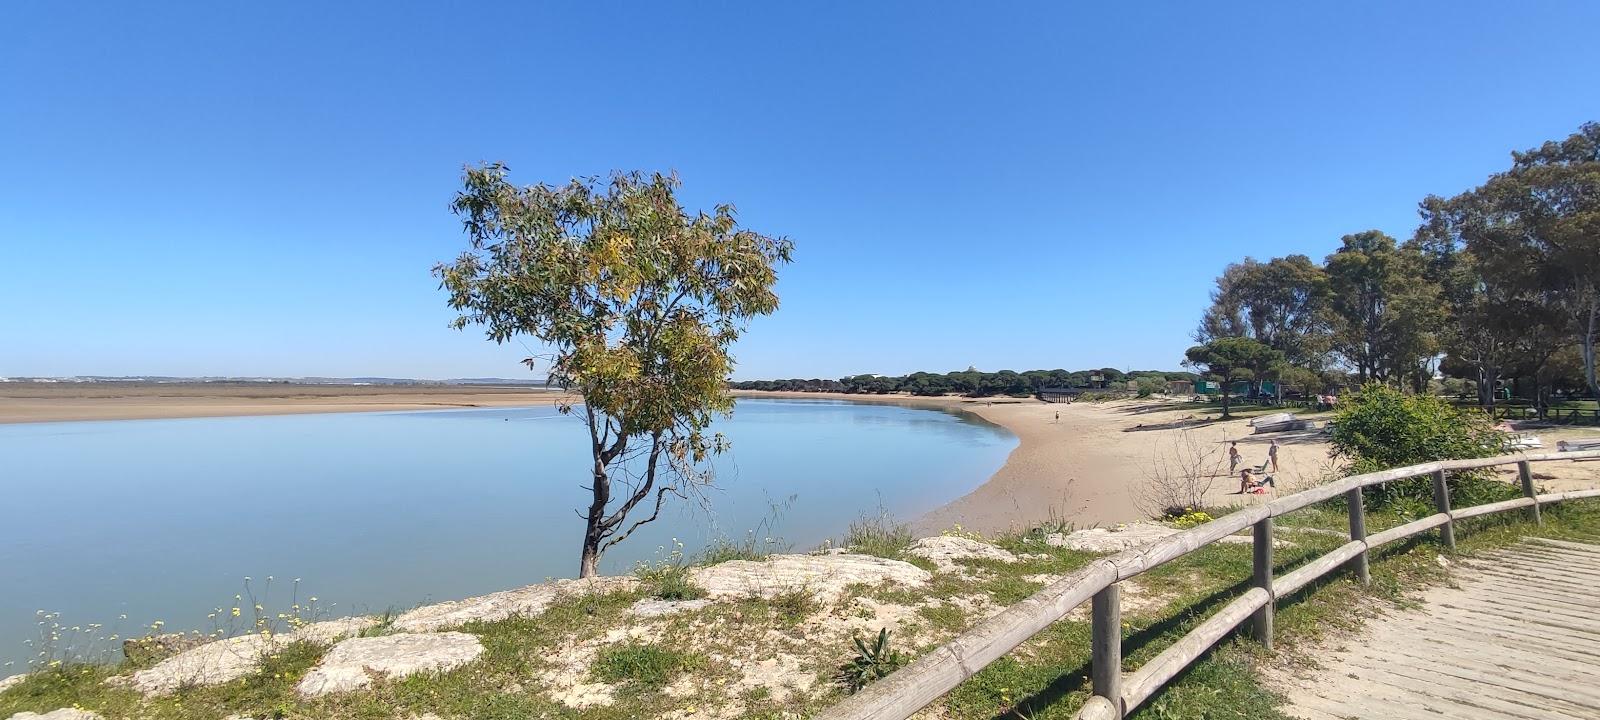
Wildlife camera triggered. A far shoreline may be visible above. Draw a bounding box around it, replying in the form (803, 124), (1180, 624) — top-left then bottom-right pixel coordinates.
(0, 382), (581, 425)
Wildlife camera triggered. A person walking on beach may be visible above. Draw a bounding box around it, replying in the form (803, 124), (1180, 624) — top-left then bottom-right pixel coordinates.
(1228, 441), (1240, 474)
(1268, 439), (1280, 472)
(1054, 410), (1060, 423)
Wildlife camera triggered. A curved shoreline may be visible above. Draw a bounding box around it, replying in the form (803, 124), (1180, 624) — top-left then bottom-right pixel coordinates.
(731, 390), (1357, 535)
(730, 390), (1152, 533)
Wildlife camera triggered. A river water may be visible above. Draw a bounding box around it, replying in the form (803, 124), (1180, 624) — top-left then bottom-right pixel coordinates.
(0, 398), (1014, 667)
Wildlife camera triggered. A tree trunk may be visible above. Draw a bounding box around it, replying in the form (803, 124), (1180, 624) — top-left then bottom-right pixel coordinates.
(579, 540), (601, 578)
(1583, 305), (1599, 398)
(579, 478), (608, 578)
(1477, 363), (1498, 413)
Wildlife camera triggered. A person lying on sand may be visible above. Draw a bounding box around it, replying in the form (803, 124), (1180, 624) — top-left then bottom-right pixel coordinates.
(1235, 468), (1276, 494)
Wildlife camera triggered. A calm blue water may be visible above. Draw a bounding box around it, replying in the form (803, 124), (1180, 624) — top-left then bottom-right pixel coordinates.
(0, 398), (1013, 667)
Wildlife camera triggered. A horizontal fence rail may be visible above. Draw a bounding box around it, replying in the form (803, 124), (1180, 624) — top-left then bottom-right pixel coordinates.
(815, 449), (1600, 720)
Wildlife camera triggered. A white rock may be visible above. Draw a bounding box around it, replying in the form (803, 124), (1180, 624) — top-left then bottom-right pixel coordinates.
(1046, 524), (1180, 552)
(906, 536), (1018, 572)
(292, 616), (380, 644)
(296, 632), (483, 696)
(629, 598), (714, 618)
(691, 553), (930, 601)
(0, 673), (24, 693)
(126, 633), (282, 695)
(393, 576), (635, 632)
(1218, 534), (1293, 549)
(7, 710), (103, 720)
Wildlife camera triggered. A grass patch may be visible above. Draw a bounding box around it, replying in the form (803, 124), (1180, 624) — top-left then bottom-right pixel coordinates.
(842, 512), (915, 559)
(635, 562), (706, 601)
(591, 642), (705, 689)
(917, 603), (966, 633)
(769, 588), (818, 625)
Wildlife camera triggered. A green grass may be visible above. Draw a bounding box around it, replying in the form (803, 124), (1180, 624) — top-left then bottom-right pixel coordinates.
(635, 561), (706, 601)
(842, 513), (915, 559)
(930, 495), (1600, 720)
(591, 642), (705, 689)
(5, 498), (1598, 720)
(917, 603), (967, 633)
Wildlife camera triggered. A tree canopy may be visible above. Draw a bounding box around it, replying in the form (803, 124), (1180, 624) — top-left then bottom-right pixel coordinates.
(436, 164), (793, 577)
(1192, 121), (1599, 415)
(1184, 337), (1283, 418)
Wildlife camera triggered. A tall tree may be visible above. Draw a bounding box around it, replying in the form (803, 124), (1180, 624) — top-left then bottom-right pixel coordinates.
(1501, 123), (1600, 397)
(1184, 337), (1284, 419)
(436, 165), (793, 577)
(1197, 255), (1331, 369)
(1324, 231), (1443, 386)
(1415, 194), (1534, 411)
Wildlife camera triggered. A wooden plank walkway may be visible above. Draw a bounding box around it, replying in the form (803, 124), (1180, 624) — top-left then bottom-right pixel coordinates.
(1276, 538), (1600, 720)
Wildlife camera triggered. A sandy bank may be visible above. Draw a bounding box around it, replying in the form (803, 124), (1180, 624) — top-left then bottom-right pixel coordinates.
(740, 391), (1342, 532)
(739, 391), (1600, 533)
(0, 382), (580, 424)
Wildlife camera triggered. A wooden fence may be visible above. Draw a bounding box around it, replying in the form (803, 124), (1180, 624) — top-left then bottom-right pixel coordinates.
(815, 449), (1600, 720)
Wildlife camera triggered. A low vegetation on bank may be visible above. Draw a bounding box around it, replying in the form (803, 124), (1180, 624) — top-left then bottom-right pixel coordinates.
(6, 492), (1598, 720)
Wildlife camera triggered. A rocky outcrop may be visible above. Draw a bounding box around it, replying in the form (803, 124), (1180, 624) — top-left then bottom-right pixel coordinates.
(119, 616), (380, 696)
(1045, 523), (1291, 553)
(392, 576), (635, 632)
(0, 673), (24, 693)
(292, 616), (381, 644)
(6, 709), (104, 720)
(125, 633), (280, 695)
(1046, 523), (1181, 552)
(628, 598), (714, 618)
(691, 553), (930, 601)
(906, 536), (1018, 572)
(121, 633), (210, 665)
(297, 632), (484, 696)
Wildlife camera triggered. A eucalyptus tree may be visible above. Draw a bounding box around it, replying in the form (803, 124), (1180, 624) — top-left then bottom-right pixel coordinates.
(1498, 123), (1600, 397)
(437, 164), (793, 577)
(1197, 254), (1331, 394)
(1323, 231), (1443, 387)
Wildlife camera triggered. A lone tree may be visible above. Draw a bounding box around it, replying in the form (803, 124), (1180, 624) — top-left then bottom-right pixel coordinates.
(436, 164), (793, 577)
(1184, 337), (1283, 419)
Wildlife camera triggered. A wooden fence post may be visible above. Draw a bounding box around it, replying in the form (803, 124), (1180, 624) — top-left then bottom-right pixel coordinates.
(1345, 488), (1369, 585)
(1518, 460), (1541, 525)
(1250, 517), (1274, 649)
(1431, 470), (1455, 550)
(1091, 584), (1123, 718)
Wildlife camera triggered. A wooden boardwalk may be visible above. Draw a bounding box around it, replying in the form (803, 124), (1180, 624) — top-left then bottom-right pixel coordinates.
(1277, 538), (1600, 720)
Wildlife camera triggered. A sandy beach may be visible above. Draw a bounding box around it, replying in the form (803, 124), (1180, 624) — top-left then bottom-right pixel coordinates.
(735, 391), (1340, 531)
(735, 390), (1600, 533)
(0, 382), (579, 424)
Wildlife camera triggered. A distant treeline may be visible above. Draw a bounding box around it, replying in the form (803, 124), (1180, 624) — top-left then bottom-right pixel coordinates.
(729, 368), (1199, 397)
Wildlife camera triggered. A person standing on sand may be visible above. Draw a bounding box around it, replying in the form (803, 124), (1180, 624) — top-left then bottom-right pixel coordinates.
(1228, 441), (1240, 474)
(1268, 439), (1280, 472)
(1054, 410), (1060, 423)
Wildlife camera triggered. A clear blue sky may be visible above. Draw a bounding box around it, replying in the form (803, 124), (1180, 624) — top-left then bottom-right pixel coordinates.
(4, 2), (1598, 380)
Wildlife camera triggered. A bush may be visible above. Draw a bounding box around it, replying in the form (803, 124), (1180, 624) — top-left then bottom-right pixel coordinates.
(1169, 508), (1214, 529)
(1330, 384), (1511, 509)
(1136, 376), (1168, 397)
